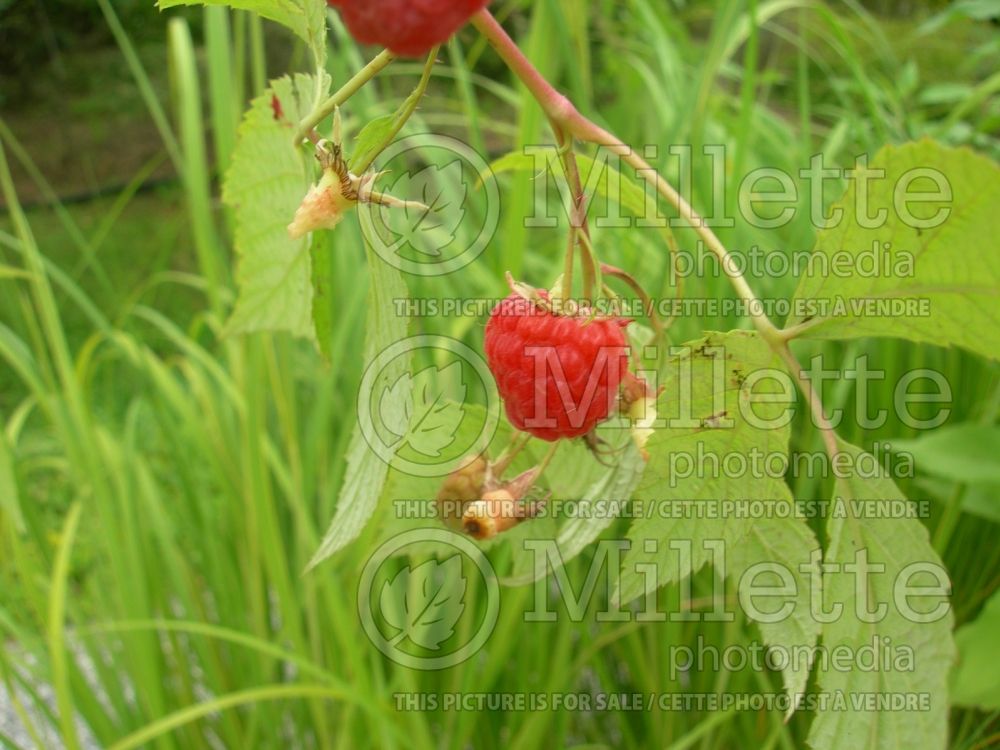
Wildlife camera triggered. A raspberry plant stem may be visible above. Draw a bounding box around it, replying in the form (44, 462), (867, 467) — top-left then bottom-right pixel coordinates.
(774, 343), (840, 460)
(552, 122), (598, 302)
(294, 49), (396, 145)
(472, 8), (842, 461)
(470, 9), (775, 339)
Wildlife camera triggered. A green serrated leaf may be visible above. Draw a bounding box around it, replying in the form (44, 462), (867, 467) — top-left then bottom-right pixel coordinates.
(158, 0), (327, 65)
(379, 555), (465, 651)
(380, 371), (415, 440)
(223, 72), (329, 341)
(950, 588), (1000, 710)
(307, 244), (409, 569)
(789, 141), (1000, 359)
(728, 507), (820, 717)
(614, 331), (793, 607)
(808, 438), (955, 750)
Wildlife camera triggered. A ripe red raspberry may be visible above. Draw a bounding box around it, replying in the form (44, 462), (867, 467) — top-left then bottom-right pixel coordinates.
(327, 0), (490, 57)
(484, 293), (631, 442)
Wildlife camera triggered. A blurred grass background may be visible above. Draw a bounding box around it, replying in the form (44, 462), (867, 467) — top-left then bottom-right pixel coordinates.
(1, 0), (999, 748)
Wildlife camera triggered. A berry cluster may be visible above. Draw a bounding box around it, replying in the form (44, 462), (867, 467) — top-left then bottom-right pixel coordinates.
(327, 0), (490, 57)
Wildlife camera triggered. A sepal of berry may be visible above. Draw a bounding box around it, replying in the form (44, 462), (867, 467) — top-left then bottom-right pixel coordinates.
(462, 467), (544, 540)
(434, 454), (488, 530)
(617, 371), (656, 458)
(628, 396), (657, 458)
(505, 271), (549, 311)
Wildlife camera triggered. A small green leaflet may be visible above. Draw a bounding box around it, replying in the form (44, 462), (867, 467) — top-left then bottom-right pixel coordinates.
(350, 114), (397, 174)
(614, 330), (794, 606)
(807, 438), (955, 750)
(158, 0), (327, 66)
(789, 140), (1000, 359)
(379, 555), (465, 651)
(308, 243), (410, 569)
(223, 72), (328, 343)
(950, 587), (1000, 710)
(349, 57), (436, 174)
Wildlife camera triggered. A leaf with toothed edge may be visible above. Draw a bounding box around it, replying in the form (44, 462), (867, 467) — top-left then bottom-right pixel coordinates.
(789, 141), (1000, 360)
(807, 438), (955, 750)
(223, 72), (330, 343)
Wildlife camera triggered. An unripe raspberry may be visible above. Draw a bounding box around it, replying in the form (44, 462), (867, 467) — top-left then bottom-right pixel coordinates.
(327, 0), (490, 57)
(484, 292), (631, 441)
(435, 455), (488, 529)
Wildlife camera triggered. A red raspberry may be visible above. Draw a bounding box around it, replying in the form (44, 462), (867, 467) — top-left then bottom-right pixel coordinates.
(484, 293), (631, 442)
(327, 0), (490, 57)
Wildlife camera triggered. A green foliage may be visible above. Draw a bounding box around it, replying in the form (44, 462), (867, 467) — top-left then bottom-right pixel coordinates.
(223, 73), (328, 342)
(615, 331), (793, 606)
(727, 513), (821, 715)
(158, 0), (327, 63)
(890, 423), (1000, 484)
(611, 331), (826, 711)
(2, 2), (1000, 749)
(807, 439), (955, 750)
(0, 430), (24, 533)
(506, 439), (647, 585)
(308, 243), (409, 568)
(310, 228), (336, 360)
(950, 588), (1000, 710)
(789, 141), (1000, 358)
